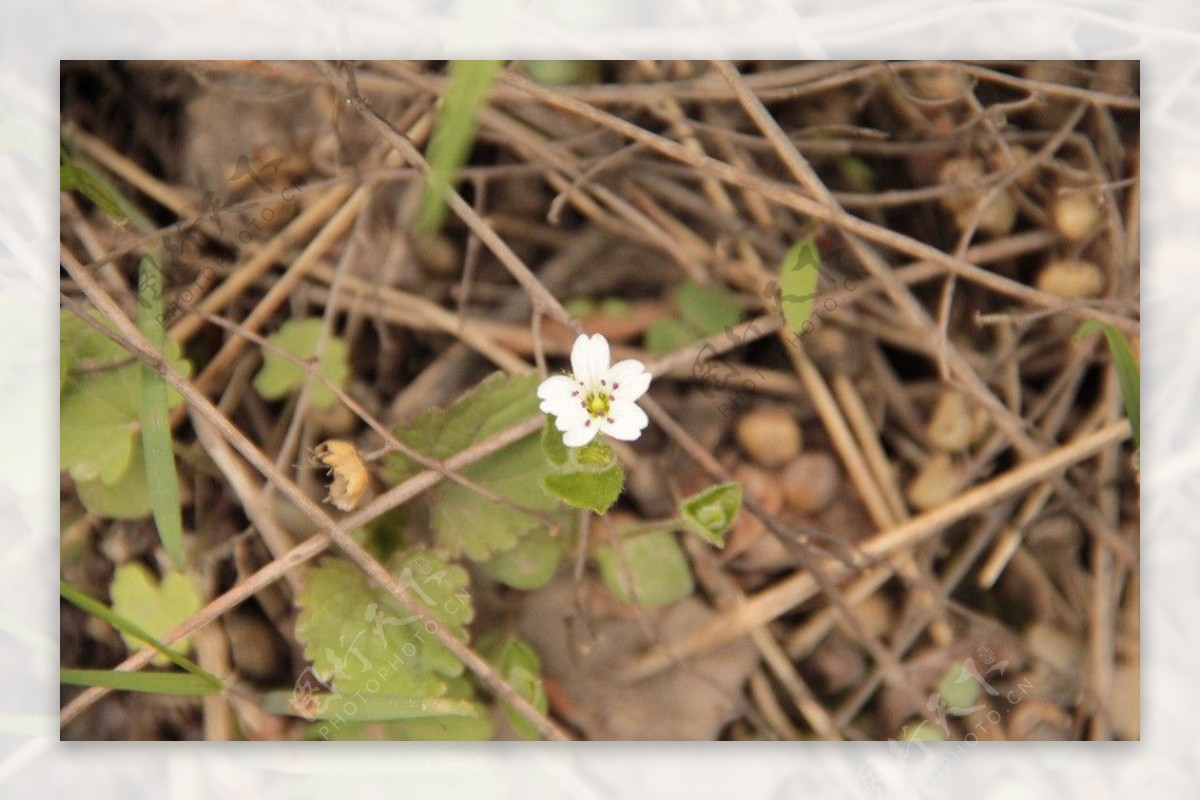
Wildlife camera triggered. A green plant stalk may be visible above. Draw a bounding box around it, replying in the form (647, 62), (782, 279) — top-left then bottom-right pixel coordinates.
(138, 254), (187, 569)
(1076, 320), (1140, 447)
(417, 59), (504, 235)
(60, 580), (221, 688)
(261, 691), (481, 722)
(60, 668), (218, 696)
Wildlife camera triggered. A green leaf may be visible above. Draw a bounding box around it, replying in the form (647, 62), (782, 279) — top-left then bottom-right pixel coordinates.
(138, 255), (186, 569)
(417, 60), (504, 235)
(295, 552), (473, 700)
(108, 564), (203, 667)
(383, 373), (565, 561)
(676, 280), (743, 336)
(60, 143), (127, 222)
(900, 720), (946, 741)
(60, 309), (192, 503)
(60, 580), (219, 686)
(477, 524), (564, 590)
(522, 60), (602, 86)
(645, 318), (700, 356)
(599, 297), (634, 318)
(61, 382), (139, 485)
(478, 632), (547, 740)
(60, 668), (218, 696)
(595, 529), (694, 607)
(574, 441), (617, 471)
(540, 416), (569, 466)
(679, 482), (743, 548)
(936, 661), (981, 713)
(252, 318), (349, 410)
(779, 238), (821, 335)
(645, 281), (743, 355)
(340, 705), (493, 741)
(73, 442), (152, 519)
(838, 155), (875, 191)
(1075, 320), (1140, 447)
(563, 298), (596, 318)
(543, 465), (624, 515)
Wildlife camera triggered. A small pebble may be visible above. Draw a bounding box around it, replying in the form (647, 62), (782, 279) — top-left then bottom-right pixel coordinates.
(1035, 258), (1105, 299)
(782, 452), (841, 513)
(1051, 190), (1101, 242)
(905, 452), (963, 511)
(1024, 621), (1081, 674)
(735, 407), (802, 468)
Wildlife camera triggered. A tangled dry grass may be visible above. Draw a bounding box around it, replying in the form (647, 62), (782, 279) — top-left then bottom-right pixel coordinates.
(60, 60), (1139, 741)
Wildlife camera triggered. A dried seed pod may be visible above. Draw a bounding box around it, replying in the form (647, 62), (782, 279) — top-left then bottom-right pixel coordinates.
(735, 407), (802, 469)
(1035, 258), (1105, 299)
(1051, 190), (1101, 241)
(312, 439), (369, 511)
(905, 452), (963, 511)
(782, 452), (841, 513)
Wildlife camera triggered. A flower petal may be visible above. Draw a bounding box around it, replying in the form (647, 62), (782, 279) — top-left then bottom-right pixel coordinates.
(601, 400), (649, 441)
(537, 374), (579, 413)
(607, 358), (652, 402)
(563, 420), (600, 447)
(571, 333), (609, 390)
(552, 400), (589, 432)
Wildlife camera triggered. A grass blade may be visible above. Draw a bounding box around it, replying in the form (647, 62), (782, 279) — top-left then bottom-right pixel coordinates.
(60, 668), (218, 696)
(60, 143), (127, 223)
(138, 254), (187, 569)
(60, 580), (221, 688)
(416, 59), (504, 235)
(1076, 320), (1140, 447)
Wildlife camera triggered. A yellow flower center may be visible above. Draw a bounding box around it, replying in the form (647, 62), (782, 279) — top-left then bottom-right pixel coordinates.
(585, 391), (611, 417)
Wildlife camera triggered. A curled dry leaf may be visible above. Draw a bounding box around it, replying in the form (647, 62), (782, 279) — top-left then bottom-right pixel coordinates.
(312, 439), (369, 511)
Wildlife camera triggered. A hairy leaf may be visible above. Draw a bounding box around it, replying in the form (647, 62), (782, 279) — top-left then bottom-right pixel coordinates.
(384, 373), (564, 561)
(295, 551), (473, 701)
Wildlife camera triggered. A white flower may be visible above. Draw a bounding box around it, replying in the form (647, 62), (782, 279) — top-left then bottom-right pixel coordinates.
(537, 333), (652, 447)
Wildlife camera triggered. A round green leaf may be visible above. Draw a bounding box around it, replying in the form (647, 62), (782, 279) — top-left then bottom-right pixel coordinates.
(543, 464), (624, 515)
(595, 529), (694, 607)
